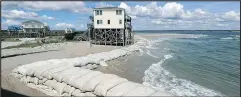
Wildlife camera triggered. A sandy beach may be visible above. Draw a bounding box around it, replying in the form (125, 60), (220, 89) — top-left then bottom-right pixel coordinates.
(1, 41), (120, 96)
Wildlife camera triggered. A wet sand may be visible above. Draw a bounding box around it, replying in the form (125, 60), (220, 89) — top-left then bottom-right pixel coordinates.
(95, 34), (158, 84)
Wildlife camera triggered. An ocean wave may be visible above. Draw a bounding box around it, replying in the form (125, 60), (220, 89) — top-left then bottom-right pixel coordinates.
(142, 54), (223, 96)
(146, 50), (159, 58)
(221, 37), (234, 40)
(189, 34), (208, 39)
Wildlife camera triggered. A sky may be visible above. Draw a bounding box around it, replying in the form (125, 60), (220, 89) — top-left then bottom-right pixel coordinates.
(1, 1), (240, 30)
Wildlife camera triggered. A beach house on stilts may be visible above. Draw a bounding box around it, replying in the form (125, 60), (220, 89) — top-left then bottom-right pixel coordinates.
(86, 7), (134, 46)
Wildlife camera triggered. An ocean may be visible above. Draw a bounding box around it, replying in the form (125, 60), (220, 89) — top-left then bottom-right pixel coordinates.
(104, 30), (240, 96)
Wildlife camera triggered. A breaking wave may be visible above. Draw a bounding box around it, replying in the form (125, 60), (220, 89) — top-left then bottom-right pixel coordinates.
(142, 54), (224, 96)
(221, 37), (234, 40)
(146, 50), (159, 58)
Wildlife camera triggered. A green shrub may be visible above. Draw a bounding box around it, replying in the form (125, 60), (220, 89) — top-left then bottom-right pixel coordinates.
(64, 32), (78, 40)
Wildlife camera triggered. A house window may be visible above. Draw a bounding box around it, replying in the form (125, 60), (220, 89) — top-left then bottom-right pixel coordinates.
(32, 29), (35, 32)
(119, 20), (122, 24)
(97, 20), (102, 24)
(108, 20), (110, 24)
(116, 10), (122, 15)
(95, 10), (102, 15)
(97, 20), (100, 24)
(100, 10), (102, 15)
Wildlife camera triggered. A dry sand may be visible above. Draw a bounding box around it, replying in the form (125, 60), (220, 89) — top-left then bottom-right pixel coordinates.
(1, 41), (120, 96)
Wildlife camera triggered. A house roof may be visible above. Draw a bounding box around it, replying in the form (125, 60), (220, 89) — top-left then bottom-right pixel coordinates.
(22, 20), (44, 25)
(94, 7), (124, 10)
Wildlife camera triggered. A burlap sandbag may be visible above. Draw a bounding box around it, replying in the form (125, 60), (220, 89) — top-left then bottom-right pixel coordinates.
(149, 91), (172, 96)
(122, 85), (156, 96)
(106, 81), (141, 96)
(72, 71), (103, 91)
(82, 74), (118, 92)
(42, 65), (72, 80)
(72, 89), (84, 96)
(51, 67), (80, 82)
(52, 82), (67, 95)
(62, 69), (92, 84)
(94, 77), (128, 96)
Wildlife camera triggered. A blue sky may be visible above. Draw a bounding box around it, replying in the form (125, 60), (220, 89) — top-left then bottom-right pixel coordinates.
(1, 1), (240, 30)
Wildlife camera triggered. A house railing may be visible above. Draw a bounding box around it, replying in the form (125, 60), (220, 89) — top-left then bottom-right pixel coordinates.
(125, 15), (131, 21)
(87, 23), (94, 28)
(125, 23), (132, 29)
(89, 16), (94, 21)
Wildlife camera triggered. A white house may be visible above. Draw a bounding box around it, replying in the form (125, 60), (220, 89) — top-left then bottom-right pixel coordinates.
(93, 7), (131, 29)
(88, 7), (133, 46)
(22, 20), (50, 33)
(65, 28), (76, 33)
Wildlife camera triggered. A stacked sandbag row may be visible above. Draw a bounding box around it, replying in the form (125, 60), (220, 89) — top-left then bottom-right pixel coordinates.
(2, 43), (63, 57)
(12, 66), (171, 96)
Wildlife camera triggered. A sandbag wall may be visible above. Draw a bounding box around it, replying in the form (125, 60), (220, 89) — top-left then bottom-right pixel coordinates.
(10, 36), (172, 96)
(11, 65), (171, 96)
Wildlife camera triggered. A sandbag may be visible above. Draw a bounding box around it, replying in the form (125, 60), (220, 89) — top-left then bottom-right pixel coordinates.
(94, 77), (128, 96)
(62, 93), (70, 96)
(63, 85), (72, 94)
(63, 85), (77, 95)
(52, 82), (67, 95)
(62, 69), (92, 84)
(72, 71), (103, 91)
(106, 81), (141, 96)
(34, 62), (64, 79)
(43, 80), (58, 88)
(122, 85), (156, 96)
(42, 65), (72, 80)
(28, 77), (39, 85)
(39, 78), (48, 84)
(86, 64), (97, 69)
(83, 92), (96, 97)
(52, 68), (80, 82)
(11, 73), (23, 79)
(82, 74), (119, 92)
(72, 89), (84, 96)
(99, 61), (108, 66)
(149, 91), (172, 96)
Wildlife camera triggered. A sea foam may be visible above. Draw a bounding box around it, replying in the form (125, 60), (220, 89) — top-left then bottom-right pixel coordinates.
(143, 54), (224, 96)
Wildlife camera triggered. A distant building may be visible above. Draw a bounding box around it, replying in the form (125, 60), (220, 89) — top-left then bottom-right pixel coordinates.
(7, 25), (23, 33)
(21, 20), (50, 33)
(65, 28), (76, 33)
(88, 7), (133, 46)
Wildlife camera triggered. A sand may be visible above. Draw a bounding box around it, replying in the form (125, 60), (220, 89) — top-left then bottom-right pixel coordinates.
(95, 34), (159, 83)
(1, 34), (156, 96)
(1, 41), (120, 96)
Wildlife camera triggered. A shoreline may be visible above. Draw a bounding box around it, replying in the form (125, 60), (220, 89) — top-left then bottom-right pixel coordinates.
(2, 34), (167, 96)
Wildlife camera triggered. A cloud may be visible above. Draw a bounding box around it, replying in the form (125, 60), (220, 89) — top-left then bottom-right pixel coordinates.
(2, 1), (90, 13)
(80, 24), (84, 28)
(1, 19), (21, 29)
(96, 2), (114, 8)
(2, 10), (55, 20)
(222, 11), (240, 21)
(56, 23), (75, 28)
(118, 2), (210, 20)
(151, 19), (163, 24)
(3, 19), (21, 25)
